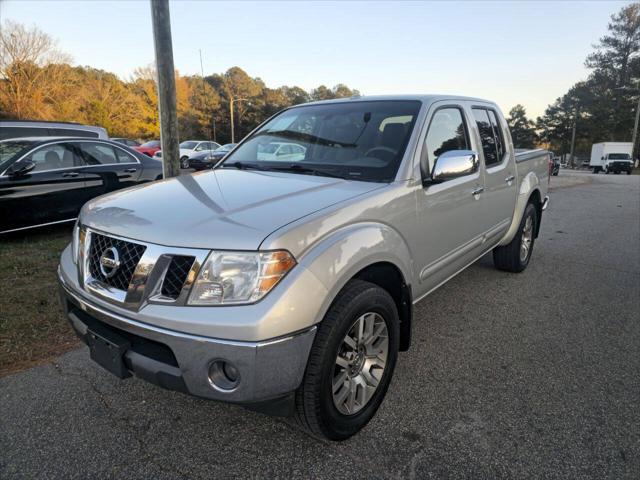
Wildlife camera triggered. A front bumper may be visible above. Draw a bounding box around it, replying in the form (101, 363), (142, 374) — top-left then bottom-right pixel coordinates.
(58, 267), (316, 408)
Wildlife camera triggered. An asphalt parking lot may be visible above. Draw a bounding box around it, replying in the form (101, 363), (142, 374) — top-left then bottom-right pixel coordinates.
(1, 170), (638, 479)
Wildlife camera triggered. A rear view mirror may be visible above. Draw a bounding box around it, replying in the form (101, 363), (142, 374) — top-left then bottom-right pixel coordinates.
(427, 150), (478, 184)
(8, 160), (36, 177)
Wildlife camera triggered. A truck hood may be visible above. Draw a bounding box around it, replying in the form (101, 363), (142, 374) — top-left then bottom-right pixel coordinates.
(81, 169), (382, 250)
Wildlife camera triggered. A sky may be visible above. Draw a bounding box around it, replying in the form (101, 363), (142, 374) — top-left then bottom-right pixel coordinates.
(0, 0), (630, 118)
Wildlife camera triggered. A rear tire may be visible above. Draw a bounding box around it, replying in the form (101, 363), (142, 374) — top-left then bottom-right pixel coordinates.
(294, 279), (399, 441)
(493, 202), (538, 273)
(180, 156), (189, 169)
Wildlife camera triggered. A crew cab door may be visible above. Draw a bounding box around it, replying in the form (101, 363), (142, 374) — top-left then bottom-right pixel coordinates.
(470, 107), (517, 244)
(414, 103), (486, 296)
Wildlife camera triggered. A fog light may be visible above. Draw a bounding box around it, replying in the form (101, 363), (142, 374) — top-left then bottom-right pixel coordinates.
(208, 360), (240, 391)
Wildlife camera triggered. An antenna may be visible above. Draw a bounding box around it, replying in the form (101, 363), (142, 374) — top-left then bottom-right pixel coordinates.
(199, 49), (216, 143)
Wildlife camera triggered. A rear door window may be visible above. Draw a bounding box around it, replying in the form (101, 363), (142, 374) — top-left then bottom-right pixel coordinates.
(472, 108), (499, 166)
(77, 142), (118, 165)
(487, 110), (505, 162)
(114, 147), (138, 163)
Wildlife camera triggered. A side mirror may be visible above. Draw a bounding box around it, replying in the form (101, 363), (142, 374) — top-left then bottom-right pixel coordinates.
(8, 160), (36, 177)
(601, 156), (605, 160)
(426, 150), (478, 185)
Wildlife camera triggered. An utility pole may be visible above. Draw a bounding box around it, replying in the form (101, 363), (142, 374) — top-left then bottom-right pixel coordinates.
(199, 49), (214, 143)
(632, 96), (640, 160)
(230, 97), (247, 143)
(568, 107), (579, 168)
(150, 0), (180, 178)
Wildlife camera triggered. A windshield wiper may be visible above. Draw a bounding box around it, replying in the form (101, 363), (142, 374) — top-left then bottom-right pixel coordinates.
(269, 163), (345, 179)
(219, 161), (268, 171)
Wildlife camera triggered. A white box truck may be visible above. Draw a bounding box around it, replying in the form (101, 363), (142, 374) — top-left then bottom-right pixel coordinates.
(590, 142), (634, 174)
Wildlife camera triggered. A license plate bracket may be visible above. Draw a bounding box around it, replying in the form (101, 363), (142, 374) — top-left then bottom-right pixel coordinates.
(86, 325), (132, 379)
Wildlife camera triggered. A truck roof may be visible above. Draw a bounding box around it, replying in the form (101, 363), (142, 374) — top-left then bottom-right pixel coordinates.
(300, 94), (497, 107)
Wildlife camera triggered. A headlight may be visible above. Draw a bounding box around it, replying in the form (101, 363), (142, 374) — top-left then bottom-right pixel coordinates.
(72, 222), (86, 265)
(188, 250), (296, 305)
(72, 221), (80, 263)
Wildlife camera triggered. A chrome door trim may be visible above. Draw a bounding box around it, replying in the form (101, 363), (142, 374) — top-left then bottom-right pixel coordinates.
(419, 234), (484, 281)
(1, 139), (140, 176)
(0, 217), (77, 234)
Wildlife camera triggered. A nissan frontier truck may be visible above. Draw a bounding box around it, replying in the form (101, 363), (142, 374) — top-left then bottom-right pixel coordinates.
(58, 95), (550, 440)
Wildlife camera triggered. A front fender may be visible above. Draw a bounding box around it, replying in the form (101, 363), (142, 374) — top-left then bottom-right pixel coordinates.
(499, 171), (541, 246)
(297, 222), (413, 321)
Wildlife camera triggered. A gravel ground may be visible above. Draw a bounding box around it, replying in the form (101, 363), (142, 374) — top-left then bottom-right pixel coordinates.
(1, 171), (638, 479)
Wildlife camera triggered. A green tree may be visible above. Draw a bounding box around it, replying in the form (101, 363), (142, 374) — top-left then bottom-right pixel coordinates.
(507, 104), (538, 149)
(538, 3), (640, 157)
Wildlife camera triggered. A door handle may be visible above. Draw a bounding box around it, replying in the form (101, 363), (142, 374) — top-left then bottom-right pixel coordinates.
(505, 175), (515, 183)
(62, 172), (79, 178)
(471, 187), (484, 196)
(124, 168), (137, 173)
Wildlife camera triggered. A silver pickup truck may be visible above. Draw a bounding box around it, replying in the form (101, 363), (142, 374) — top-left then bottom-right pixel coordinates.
(58, 95), (549, 440)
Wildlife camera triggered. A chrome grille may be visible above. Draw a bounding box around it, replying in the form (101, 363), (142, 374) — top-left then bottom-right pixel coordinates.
(88, 233), (146, 291)
(161, 255), (195, 299)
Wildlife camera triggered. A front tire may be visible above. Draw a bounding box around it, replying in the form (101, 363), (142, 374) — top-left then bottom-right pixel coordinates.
(294, 280), (399, 440)
(493, 202), (538, 273)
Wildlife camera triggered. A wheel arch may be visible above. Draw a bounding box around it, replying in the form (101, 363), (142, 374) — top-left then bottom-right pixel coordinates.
(299, 222), (414, 351)
(498, 172), (543, 246)
(352, 262), (413, 351)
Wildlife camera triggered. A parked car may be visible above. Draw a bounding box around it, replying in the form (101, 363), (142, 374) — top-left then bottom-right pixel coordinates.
(133, 140), (161, 157)
(551, 157), (560, 176)
(188, 143), (237, 170)
(0, 137), (163, 233)
(0, 120), (108, 141)
(257, 142), (306, 162)
(112, 138), (140, 147)
(153, 141), (222, 168)
(58, 95), (549, 440)
(179, 141), (221, 168)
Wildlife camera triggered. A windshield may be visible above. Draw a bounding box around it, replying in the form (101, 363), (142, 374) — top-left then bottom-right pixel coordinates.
(180, 141), (198, 149)
(221, 100), (421, 182)
(609, 153), (631, 160)
(140, 140), (160, 148)
(0, 140), (36, 172)
(220, 143), (236, 151)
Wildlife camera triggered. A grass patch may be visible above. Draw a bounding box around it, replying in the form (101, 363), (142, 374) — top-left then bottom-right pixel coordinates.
(0, 225), (78, 377)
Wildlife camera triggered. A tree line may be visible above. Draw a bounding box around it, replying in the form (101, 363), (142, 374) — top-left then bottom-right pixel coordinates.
(0, 20), (358, 143)
(2, 2), (640, 154)
(508, 2), (640, 160)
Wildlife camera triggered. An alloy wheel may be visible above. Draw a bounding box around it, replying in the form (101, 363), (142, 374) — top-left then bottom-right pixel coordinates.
(520, 214), (533, 263)
(332, 312), (388, 415)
